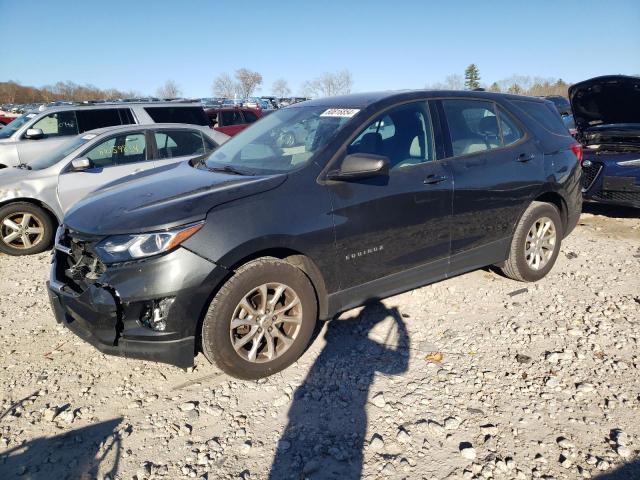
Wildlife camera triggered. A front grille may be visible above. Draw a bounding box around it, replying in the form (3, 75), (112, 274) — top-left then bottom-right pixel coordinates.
(582, 162), (602, 191)
(593, 190), (640, 205)
(54, 227), (106, 293)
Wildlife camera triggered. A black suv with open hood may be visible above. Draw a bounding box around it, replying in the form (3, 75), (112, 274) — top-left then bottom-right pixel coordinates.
(570, 75), (640, 208)
(48, 90), (582, 379)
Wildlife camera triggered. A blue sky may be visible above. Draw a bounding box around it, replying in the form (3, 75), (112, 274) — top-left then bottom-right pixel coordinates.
(0, 0), (638, 97)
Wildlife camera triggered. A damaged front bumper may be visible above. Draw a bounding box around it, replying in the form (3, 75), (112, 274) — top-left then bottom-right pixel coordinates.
(47, 227), (228, 368)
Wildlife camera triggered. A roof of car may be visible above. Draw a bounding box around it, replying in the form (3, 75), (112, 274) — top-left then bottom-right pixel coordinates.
(31, 102), (202, 114)
(297, 90), (548, 109)
(82, 123), (223, 137)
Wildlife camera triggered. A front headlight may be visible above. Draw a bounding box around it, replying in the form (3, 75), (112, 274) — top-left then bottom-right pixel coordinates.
(616, 158), (640, 167)
(95, 222), (204, 263)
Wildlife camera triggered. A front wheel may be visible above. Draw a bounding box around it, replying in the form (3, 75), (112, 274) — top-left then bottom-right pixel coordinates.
(201, 257), (317, 379)
(499, 201), (563, 282)
(0, 202), (54, 256)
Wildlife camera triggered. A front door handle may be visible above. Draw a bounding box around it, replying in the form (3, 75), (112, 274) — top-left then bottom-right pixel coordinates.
(516, 153), (535, 163)
(423, 174), (448, 185)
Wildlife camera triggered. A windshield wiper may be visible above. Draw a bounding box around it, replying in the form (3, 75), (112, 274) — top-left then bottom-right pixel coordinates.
(15, 163), (32, 170)
(208, 165), (252, 176)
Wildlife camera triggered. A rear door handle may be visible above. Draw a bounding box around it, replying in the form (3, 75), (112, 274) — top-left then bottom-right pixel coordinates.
(516, 153), (535, 163)
(423, 174), (448, 185)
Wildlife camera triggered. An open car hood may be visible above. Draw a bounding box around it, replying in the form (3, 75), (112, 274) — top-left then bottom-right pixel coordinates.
(569, 75), (640, 132)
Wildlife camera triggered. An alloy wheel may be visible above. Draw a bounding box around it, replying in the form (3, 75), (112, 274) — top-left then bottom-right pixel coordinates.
(1, 212), (45, 250)
(229, 283), (303, 363)
(525, 216), (556, 270)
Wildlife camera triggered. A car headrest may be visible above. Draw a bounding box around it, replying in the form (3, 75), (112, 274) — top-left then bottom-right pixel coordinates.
(358, 132), (383, 154)
(478, 116), (499, 136)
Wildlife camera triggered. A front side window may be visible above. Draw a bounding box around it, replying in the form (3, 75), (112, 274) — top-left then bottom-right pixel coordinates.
(154, 130), (207, 159)
(442, 100), (501, 156)
(31, 111), (79, 138)
(81, 132), (147, 167)
(347, 102), (434, 170)
(204, 106), (354, 174)
(243, 110), (259, 123)
(76, 109), (122, 132)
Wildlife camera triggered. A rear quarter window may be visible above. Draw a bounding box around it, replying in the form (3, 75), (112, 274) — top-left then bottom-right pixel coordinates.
(510, 100), (569, 136)
(144, 106), (210, 126)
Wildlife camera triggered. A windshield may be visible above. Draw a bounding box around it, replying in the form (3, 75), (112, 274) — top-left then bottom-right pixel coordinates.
(203, 105), (356, 174)
(28, 134), (94, 170)
(0, 113), (36, 139)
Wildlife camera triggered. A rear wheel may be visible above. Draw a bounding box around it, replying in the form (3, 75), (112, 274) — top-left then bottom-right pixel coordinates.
(0, 202), (54, 256)
(201, 257), (317, 379)
(499, 201), (563, 282)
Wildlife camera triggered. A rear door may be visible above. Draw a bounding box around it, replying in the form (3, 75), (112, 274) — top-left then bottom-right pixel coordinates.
(437, 98), (542, 271)
(328, 100), (452, 292)
(57, 130), (153, 211)
(152, 128), (214, 168)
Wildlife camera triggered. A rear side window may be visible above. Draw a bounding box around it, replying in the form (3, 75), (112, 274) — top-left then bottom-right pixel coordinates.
(144, 106), (209, 126)
(243, 110), (259, 123)
(497, 107), (524, 146)
(510, 100), (568, 136)
(154, 129), (207, 159)
(76, 109), (122, 132)
(31, 111), (79, 137)
(220, 110), (245, 126)
(442, 100), (501, 156)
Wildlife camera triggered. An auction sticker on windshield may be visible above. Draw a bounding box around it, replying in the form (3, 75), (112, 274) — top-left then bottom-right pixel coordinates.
(320, 108), (360, 118)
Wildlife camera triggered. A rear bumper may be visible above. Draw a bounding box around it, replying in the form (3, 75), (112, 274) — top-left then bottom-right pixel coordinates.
(48, 244), (229, 368)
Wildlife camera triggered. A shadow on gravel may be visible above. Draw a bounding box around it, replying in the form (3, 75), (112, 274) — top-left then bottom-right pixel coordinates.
(595, 458), (640, 479)
(269, 301), (410, 480)
(0, 417), (123, 479)
(582, 203), (639, 219)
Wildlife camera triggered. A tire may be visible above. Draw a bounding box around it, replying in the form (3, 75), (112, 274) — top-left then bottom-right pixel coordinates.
(499, 201), (563, 282)
(201, 257), (317, 379)
(0, 202), (55, 256)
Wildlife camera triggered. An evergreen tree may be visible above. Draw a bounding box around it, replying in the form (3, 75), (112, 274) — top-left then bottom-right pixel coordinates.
(489, 82), (501, 93)
(464, 64), (481, 90)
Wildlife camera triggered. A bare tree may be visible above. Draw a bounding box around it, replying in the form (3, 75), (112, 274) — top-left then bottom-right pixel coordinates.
(156, 80), (182, 99)
(235, 68), (263, 98)
(271, 78), (291, 98)
(212, 73), (238, 98)
(302, 70), (353, 98)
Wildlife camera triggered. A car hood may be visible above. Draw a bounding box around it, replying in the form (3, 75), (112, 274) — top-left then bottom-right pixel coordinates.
(65, 161), (287, 235)
(569, 75), (640, 132)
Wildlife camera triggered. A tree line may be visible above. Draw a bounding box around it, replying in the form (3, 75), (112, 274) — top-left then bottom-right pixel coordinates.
(1, 64), (574, 105)
(428, 64), (571, 97)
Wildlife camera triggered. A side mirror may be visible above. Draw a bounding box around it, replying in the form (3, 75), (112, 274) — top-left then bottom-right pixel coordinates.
(327, 153), (389, 181)
(25, 128), (44, 139)
(70, 158), (92, 171)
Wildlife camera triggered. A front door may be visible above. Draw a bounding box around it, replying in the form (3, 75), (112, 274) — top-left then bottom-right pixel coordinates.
(16, 110), (80, 165)
(57, 131), (153, 212)
(328, 101), (452, 293)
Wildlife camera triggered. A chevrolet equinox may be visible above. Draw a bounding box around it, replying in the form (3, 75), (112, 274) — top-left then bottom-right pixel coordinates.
(48, 90), (582, 379)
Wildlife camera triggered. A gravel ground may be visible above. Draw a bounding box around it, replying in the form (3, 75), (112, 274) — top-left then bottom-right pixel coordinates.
(0, 204), (639, 480)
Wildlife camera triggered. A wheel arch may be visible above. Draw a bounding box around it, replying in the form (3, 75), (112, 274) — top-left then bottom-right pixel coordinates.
(0, 197), (60, 226)
(533, 191), (568, 234)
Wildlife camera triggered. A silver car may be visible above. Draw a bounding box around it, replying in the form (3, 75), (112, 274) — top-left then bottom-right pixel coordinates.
(0, 102), (212, 169)
(0, 124), (228, 255)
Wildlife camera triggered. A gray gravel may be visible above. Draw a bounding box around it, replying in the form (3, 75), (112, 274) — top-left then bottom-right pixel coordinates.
(0, 206), (639, 479)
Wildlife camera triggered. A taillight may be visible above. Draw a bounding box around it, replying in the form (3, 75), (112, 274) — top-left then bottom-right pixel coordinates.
(570, 143), (583, 165)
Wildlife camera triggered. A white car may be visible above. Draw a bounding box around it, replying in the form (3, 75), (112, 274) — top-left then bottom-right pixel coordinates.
(0, 123), (228, 255)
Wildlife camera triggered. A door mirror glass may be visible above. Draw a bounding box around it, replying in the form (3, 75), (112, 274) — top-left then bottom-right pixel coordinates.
(70, 158), (92, 171)
(328, 153), (389, 180)
(25, 128), (44, 139)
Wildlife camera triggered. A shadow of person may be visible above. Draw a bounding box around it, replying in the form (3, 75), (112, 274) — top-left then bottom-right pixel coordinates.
(0, 417), (123, 479)
(269, 301), (410, 479)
